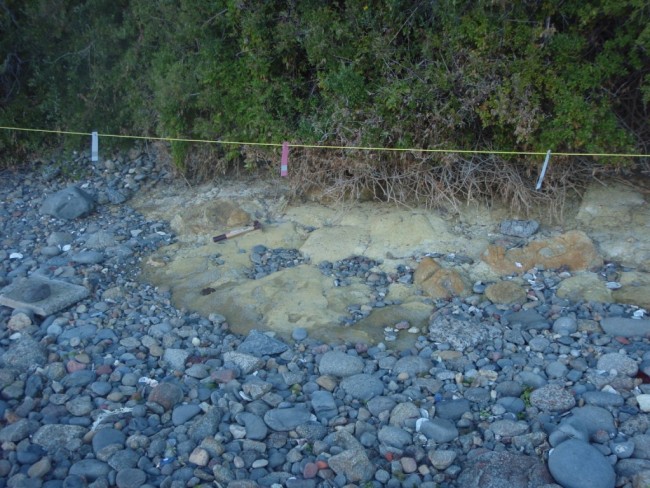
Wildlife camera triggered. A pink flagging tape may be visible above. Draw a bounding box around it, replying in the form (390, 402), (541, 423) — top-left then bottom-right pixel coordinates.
(281, 141), (289, 177)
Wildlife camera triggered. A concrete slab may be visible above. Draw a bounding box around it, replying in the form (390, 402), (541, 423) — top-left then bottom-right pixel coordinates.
(0, 276), (89, 316)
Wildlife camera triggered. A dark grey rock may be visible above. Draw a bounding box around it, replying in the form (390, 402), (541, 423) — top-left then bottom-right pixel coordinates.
(23, 282), (51, 302)
(597, 352), (638, 377)
(188, 406), (222, 442)
(419, 418), (458, 443)
(553, 316), (578, 335)
(237, 329), (288, 356)
(61, 370), (96, 388)
(500, 220), (539, 238)
(264, 406), (312, 431)
(69, 459), (110, 481)
(318, 351), (364, 377)
(367, 396), (397, 417)
(328, 448), (375, 483)
(115, 468), (146, 488)
(108, 449), (139, 470)
(41, 186), (96, 220)
(0, 418), (39, 443)
(548, 439), (615, 488)
(340, 373), (384, 401)
(582, 391), (624, 408)
(436, 399), (470, 420)
(92, 428), (126, 454)
(310, 390), (338, 420)
(530, 384), (575, 412)
(393, 356), (432, 377)
(1, 336), (47, 372)
(601, 317), (650, 337)
(458, 450), (553, 488)
(295, 420), (327, 441)
(70, 250), (105, 264)
(172, 404), (202, 426)
(236, 412), (268, 440)
(31, 424), (86, 453)
(378, 425), (412, 449)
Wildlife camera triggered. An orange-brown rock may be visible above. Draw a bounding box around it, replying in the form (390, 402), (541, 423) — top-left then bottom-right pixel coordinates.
(482, 230), (602, 275)
(484, 280), (526, 305)
(414, 257), (469, 299)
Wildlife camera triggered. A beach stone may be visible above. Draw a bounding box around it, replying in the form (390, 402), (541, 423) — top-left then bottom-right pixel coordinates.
(85, 230), (116, 249)
(318, 351), (364, 377)
(485, 280), (526, 304)
(0, 418), (38, 443)
(295, 421), (327, 441)
(617, 459), (650, 479)
(31, 424), (86, 452)
(236, 412), (268, 440)
(188, 406), (222, 442)
(264, 406), (312, 431)
(530, 384), (576, 412)
(428, 449), (457, 470)
(237, 329), (288, 356)
(500, 219), (539, 238)
(311, 390), (338, 420)
(601, 317), (650, 337)
(340, 373), (384, 401)
(22, 282), (51, 302)
(632, 434), (650, 460)
(172, 404), (202, 426)
(428, 314), (500, 352)
(389, 402), (421, 427)
(61, 369), (96, 388)
(223, 351), (265, 375)
(637, 394), (650, 412)
(292, 327), (308, 341)
(392, 356), (431, 377)
(597, 352), (639, 377)
(41, 185), (95, 220)
(583, 391), (624, 408)
(553, 316), (578, 335)
(419, 418), (458, 443)
(490, 419), (529, 437)
(115, 468), (147, 488)
(328, 448), (375, 482)
(148, 382), (184, 410)
(633, 470), (650, 488)
(70, 250), (105, 264)
(163, 348), (190, 370)
(436, 399), (471, 420)
(548, 439), (615, 488)
(7, 311), (33, 331)
(378, 425), (413, 449)
(28, 456), (51, 478)
(92, 428), (126, 454)
(1, 336), (47, 373)
(458, 450), (553, 488)
(69, 459), (110, 481)
(189, 447), (210, 466)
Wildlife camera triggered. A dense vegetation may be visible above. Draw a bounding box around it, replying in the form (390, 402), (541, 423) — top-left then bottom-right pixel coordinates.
(1, 1), (648, 209)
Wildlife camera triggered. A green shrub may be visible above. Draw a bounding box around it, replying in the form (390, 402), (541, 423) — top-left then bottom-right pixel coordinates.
(0, 0), (647, 180)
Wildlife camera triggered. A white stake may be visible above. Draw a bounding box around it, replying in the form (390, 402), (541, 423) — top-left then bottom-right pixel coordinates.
(536, 149), (551, 190)
(91, 131), (99, 162)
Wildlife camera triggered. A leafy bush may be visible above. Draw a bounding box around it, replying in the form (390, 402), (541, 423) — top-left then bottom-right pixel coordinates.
(1, 0), (648, 190)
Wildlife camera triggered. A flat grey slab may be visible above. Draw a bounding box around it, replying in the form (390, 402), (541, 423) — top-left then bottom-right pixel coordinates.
(0, 276), (89, 316)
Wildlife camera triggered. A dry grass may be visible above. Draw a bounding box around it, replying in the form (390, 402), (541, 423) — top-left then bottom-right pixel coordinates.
(137, 141), (636, 223)
(287, 149), (596, 222)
